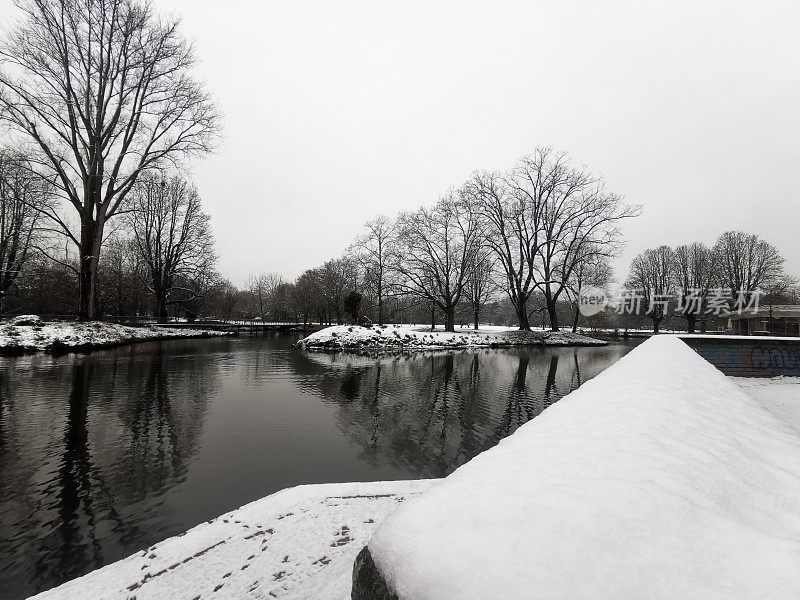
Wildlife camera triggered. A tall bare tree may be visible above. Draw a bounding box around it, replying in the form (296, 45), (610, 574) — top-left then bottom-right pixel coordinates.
(0, 0), (220, 319)
(467, 148), (638, 331)
(0, 150), (49, 311)
(128, 174), (214, 322)
(465, 247), (497, 330)
(393, 192), (481, 332)
(627, 245), (675, 334)
(528, 152), (639, 331)
(712, 231), (784, 297)
(465, 170), (539, 330)
(349, 215), (394, 325)
(672, 242), (716, 333)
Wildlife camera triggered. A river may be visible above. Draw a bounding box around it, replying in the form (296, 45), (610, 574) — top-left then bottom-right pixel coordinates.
(0, 333), (638, 599)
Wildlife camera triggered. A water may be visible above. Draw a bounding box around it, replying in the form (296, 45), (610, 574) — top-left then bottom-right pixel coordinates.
(0, 334), (637, 599)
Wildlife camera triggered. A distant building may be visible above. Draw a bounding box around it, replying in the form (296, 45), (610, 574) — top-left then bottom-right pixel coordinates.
(726, 305), (800, 337)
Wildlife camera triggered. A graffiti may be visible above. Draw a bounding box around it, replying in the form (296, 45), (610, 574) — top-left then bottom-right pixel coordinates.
(750, 346), (800, 372)
(683, 338), (800, 376)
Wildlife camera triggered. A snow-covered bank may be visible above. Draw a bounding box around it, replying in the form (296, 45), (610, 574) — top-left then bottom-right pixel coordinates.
(735, 376), (800, 431)
(29, 480), (436, 600)
(360, 336), (800, 600)
(297, 324), (606, 352)
(0, 317), (231, 355)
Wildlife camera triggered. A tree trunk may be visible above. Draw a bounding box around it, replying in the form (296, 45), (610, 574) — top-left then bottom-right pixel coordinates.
(473, 307), (480, 331)
(430, 304), (436, 331)
(377, 280), (384, 326)
(652, 316), (662, 334)
(547, 300), (560, 332)
(571, 303), (580, 333)
(78, 217), (104, 321)
(155, 291), (169, 324)
(516, 298), (531, 331)
(686, 314), (697, 334)
(444, 308), (455, 333)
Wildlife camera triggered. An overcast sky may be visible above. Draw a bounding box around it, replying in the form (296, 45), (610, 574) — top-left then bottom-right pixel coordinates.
(2, 0), (798, 285)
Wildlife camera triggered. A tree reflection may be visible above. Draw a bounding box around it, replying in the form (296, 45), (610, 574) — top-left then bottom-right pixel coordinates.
(299, 346), (608, 479)
(0, 342), (219, 598)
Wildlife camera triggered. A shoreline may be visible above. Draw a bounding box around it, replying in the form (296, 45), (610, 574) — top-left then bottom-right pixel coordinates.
(297, 324), (608, 354)
(0, 319), (233, 356)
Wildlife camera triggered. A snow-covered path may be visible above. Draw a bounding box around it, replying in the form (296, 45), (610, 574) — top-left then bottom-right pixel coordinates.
(28, 480), (436, 600)
(735, 376), (800, 431)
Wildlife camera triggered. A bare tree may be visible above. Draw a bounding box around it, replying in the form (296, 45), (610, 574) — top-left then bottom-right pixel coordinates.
(245, 272), (283, 321)
(0, 0), (220, 319)
(171, 263), (221, 322)
(96, 233), (148, 316)
(528, 154), (639, 331)
(712, 231), (784, 297)
(465, 170), (539, 330)
(293, 268), (321, 326)
(0, 150), (49, 311)
(319, 257), (358, 325)
(465, 248), (497, 330)
(128, 174), (214, 322)
(349, 215), (395, 325)
(626, 245), (675, 334)
(213, 279), (241, 321)
(393, 192), (481, 332)
(566, 253), (613, 332)
(672, 242), (716, 333)
(467, 148), (638, 331)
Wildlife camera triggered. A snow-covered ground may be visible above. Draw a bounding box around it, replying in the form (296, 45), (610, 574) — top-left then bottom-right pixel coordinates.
(365, 335), (800, 599)
(735, 376), (800, 431)
(29, 480), (436, 600)
(0, 317), (229, 354)
(297, 324), (606, 351)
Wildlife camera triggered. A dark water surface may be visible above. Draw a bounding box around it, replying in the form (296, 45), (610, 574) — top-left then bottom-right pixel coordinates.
(0, 334), (637, 599)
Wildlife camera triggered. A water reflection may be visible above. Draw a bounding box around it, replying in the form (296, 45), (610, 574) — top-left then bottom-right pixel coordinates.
(297, 345), (631, 478)
(0, 335), (635, 599)
(0, 342), (224, 599)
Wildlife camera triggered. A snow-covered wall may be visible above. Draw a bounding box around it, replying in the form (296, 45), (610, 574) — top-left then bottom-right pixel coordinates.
(355, 336), (800, 600)
(682, 335), (800, 377)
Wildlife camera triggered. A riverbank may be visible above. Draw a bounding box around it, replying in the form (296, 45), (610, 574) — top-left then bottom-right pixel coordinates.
(0, 317), (231, 355)
(297, 324), (607, 352)
(29, 480), (436, 600)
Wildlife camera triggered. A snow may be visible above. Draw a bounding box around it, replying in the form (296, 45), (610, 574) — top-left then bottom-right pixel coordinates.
(735, 376), (800, 432)
(297, 324), (606, 351)
(0, 319), (229, 354)
(29, 480), (436, 600)
(366, 335), (800, 600)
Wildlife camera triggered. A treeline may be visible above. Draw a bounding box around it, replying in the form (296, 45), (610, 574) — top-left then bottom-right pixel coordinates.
(0, 166), (220, 321)
(627, 231), (797, 333)
(243, 147), (641, 332)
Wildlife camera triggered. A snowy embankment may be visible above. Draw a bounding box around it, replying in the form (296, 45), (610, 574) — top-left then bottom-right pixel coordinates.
(357, 336), (800, 600)
(297, 324), (606, 352)
(29, 480), (436, 600)
(0, 316), (230, 355)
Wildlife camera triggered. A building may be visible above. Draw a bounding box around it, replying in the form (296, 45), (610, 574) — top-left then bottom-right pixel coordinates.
(726, 305), (800, 337)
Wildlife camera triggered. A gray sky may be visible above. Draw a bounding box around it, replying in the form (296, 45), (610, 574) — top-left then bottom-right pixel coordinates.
(2, 0), (799, 284)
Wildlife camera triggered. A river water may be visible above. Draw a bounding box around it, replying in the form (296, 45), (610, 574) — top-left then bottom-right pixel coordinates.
(0, 333), (637, 599)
